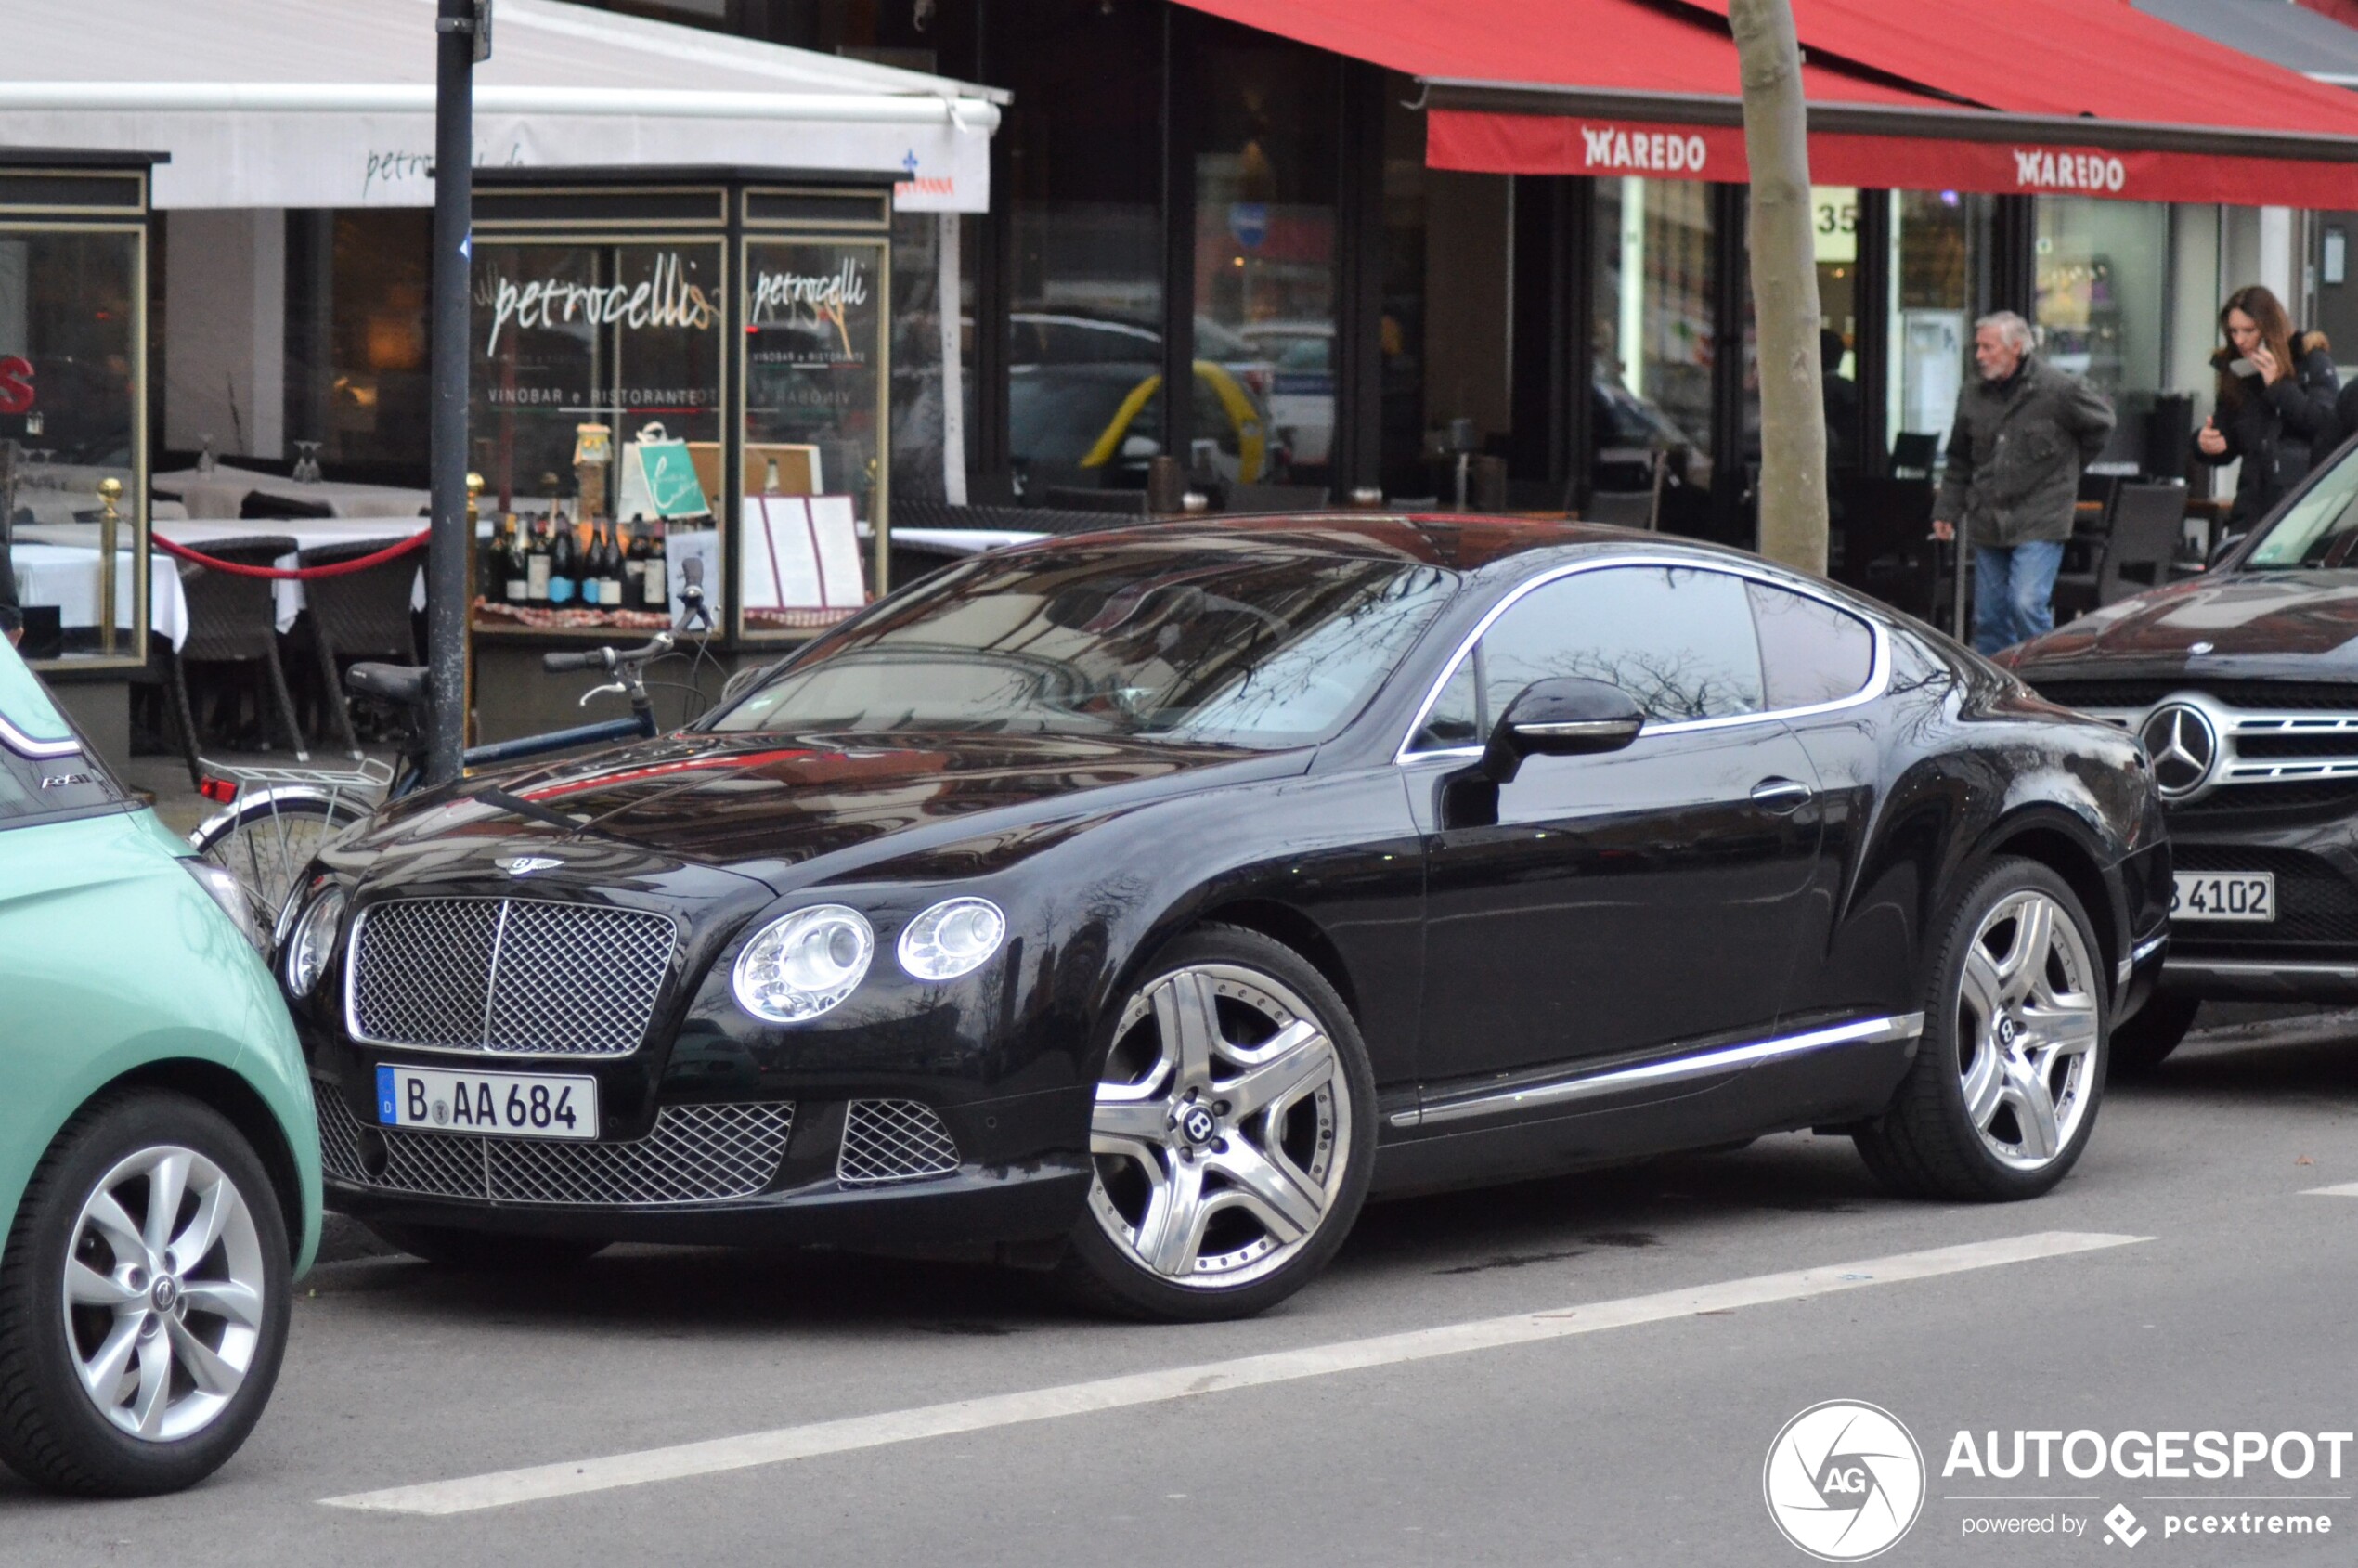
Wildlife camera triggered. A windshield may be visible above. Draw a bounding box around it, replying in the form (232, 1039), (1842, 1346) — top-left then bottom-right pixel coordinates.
(706, 539), (1460, 749)
(2247, 444), (2358, 567)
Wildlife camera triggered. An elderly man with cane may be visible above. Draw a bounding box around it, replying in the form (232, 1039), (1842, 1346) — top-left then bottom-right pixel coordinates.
(1929, 312), (2115, 654)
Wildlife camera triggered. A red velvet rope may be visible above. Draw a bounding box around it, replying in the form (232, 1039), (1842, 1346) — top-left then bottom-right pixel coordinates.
(150, 527), (429, 580)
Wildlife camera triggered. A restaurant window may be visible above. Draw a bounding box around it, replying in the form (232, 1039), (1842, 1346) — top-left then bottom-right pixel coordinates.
(999, 0), (1163, 498)
(1592, 177), (1717, 499)
(1378, 72), (1429, 499)
(1813, 186), (1861, 474)
(2036, 196), (2169, 460)
(2, 225), (149, 667)
(1887, 189), (1989, 468)
(1193, 23), (1339, 493)
(469, 235), (725, 633)
(324, 211), (432, 471)
(741, 226), (889, 640)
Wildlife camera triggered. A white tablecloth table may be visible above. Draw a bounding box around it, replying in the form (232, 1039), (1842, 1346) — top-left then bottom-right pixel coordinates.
(151, 464), (431, 522)
(9, 541), (188, 650)
(18, 517), (427, 633)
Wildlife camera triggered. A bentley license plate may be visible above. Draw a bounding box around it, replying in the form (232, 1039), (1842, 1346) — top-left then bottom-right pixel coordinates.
(2171, 871), (2275, 923)
(376, 1065), (598, 1140)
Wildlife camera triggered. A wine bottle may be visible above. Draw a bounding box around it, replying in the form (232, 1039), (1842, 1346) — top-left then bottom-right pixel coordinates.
(624, 517), (650, 607)
(549, 507), (578, 606)
(640, 517), (667, 614)
(502, 516), (528, 603)
(525, 515), (552, 605)
(595, 520), (623, 609)
(480, 520), (507, 605)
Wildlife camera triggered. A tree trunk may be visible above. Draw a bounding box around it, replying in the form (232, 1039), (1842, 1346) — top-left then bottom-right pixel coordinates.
(1730, 0), (1828, 575)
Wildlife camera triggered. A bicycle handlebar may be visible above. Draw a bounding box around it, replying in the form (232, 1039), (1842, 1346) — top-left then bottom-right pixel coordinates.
(539, 633), (675, 675)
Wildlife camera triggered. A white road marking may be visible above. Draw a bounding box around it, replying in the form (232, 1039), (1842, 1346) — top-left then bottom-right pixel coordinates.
(322, 1229), (2144, 1517)
(2303, 1182), (2358, 1197)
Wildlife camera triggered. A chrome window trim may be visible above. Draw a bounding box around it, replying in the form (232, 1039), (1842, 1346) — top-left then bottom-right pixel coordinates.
(1392, 554), (1892, 765)
(343, 895), (683, 1060)
(1390, 1012), (1925, 1129)
(0, 711), (81, 760)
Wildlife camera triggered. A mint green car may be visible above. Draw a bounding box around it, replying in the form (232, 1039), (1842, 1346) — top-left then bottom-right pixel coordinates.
(0, 639), (318, 1496)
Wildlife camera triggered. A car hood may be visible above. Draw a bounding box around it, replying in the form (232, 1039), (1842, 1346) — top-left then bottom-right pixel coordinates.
(2009, 570), (2358, 680)
(336, 730), (1306, 891)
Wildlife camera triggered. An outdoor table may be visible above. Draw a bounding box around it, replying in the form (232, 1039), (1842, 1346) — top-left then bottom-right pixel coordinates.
(150, 463), (431, 522)
(18, 516), (425, 633)
(8, 540), (188, 650)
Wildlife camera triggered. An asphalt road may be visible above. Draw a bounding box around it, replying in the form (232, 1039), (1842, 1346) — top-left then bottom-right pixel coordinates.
(6, 1004), (2358, 1567)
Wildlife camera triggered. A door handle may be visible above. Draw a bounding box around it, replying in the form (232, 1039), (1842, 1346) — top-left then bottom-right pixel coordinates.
(1750, 776), (1814, 813)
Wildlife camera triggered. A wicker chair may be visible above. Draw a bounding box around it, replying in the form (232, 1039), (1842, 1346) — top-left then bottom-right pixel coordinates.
(293, 538), (421, 757)
(164, 535), (304, 789)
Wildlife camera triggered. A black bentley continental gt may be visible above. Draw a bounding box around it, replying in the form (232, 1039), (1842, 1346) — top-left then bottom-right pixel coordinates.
(279, 517), (2168, 1318)
(2004, 440), (2358, 1069)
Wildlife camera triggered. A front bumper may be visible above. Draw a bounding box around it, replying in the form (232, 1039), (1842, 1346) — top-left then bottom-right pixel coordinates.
(2158, 820), (2358, 1002)
(310, 1068), (1094, 1253)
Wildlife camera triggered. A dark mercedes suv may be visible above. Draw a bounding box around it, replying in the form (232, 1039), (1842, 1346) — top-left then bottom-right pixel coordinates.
(2004, 443), (2358, 1067)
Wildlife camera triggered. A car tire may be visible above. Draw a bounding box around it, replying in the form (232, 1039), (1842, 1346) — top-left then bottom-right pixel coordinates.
(366, 1223), (607, 1272)
(1855, 858), (2107, 1202)
(2109, 995), (2199, 1076)
(1061, 924), (1376, 1322)
(0, 1090), (292, 1497)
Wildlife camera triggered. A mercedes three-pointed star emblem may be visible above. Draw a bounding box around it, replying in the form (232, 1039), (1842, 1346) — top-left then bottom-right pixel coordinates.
(2139, 701), (2220, 801)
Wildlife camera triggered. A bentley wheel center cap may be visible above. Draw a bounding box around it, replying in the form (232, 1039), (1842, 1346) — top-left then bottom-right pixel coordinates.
(1998, 1016), (2019, 1047)
(1180, 1105), (1218, 1146)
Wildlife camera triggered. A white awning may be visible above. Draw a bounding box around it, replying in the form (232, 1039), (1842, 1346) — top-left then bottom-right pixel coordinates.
(0, 0), (1004, 211)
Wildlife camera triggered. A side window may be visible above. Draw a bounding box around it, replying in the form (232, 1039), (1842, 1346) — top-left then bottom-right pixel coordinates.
(1476, 566), (1765, 724)
(1746, 581), (1876, 710)
(1410, 655), (1482, 751)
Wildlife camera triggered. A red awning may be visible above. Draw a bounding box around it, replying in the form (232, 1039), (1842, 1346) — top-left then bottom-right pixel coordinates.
(1178, 0), (2358, 207)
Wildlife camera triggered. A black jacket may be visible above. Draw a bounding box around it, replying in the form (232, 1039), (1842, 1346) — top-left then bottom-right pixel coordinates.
(1936, 355), (2116, 548)
(2197, 330), (2339, 526)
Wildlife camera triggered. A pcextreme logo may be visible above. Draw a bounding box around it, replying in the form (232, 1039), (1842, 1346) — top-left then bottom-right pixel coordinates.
(1765, 1401), (1927, 1561)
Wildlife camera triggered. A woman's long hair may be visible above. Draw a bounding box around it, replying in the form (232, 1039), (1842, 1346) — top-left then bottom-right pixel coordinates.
(2217, 284), (2297, 411)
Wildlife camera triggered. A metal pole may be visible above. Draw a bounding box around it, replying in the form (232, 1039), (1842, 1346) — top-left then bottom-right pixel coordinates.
(425, 0), (479, 784)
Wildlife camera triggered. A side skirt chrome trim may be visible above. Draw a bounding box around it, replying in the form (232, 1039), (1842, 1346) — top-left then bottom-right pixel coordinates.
(1390, 1012), (1926, 1130)
(2167, 958), (2358, 982)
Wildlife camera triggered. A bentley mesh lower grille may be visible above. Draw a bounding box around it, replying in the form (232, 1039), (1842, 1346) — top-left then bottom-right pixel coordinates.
(347, 897), (677, 1056)
(837, 1099), (962, 1186)
(315, 1083), (793, 1206)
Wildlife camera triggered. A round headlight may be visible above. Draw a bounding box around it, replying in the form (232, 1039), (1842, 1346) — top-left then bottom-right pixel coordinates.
(732, 904), (875, 1022)
(284, 888), (345, 995)
(898, 897), (1006, 981)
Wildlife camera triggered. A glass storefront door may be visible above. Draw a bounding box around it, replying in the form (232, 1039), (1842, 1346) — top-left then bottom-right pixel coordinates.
(1592, 176), (1717, 501)
(1887, 189), (1990, 469)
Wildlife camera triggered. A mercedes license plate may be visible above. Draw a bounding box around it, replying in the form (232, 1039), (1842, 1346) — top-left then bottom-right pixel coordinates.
(2171, 871), (2275, 923)
(376, 1065), (598, 1140)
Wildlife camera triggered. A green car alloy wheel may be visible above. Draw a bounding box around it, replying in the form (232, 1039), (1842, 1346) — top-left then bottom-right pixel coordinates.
(0, 639), (319, 1497)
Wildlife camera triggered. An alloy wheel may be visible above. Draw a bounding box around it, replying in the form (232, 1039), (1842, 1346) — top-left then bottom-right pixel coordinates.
(60, 1145), (268, 1443)
(1087, 964), (1350, 1289)
(1954, 890), (2101, 1171)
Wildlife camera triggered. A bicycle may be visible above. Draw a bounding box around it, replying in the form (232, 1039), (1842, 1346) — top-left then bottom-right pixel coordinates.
(189, 633), (678, 926)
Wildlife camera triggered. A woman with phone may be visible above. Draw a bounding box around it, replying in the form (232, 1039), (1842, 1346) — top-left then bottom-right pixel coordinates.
(2196, 284), (2339, 532)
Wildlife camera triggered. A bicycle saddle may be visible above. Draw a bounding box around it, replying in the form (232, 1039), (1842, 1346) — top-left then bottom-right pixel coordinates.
(346, 663), (429, 707)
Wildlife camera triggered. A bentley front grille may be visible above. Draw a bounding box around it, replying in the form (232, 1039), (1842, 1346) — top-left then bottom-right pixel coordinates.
(347, 897), (677, 1056)
(837, 1099), (962, 1186)
(315, 1084), (794, 1206)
